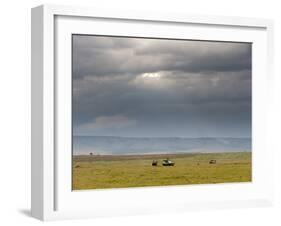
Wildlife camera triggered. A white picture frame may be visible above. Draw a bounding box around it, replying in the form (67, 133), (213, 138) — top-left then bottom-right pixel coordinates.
(31, 4), (274, 221)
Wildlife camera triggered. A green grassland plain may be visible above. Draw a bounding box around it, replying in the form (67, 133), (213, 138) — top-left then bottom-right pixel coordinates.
(72, 152), (252, 190)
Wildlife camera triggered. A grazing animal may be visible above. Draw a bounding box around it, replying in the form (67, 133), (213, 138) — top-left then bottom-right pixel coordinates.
(209, 160), (216, 164)
(75, 165), (80, 168)
(152, 160), (158, 166)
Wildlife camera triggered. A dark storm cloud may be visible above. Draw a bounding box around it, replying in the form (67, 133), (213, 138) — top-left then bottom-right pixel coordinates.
(72, 35), (251, 137)
(73, 36), (251, 79)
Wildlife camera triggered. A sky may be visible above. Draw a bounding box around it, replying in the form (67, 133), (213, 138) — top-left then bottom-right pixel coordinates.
(72, 35), (252, 138)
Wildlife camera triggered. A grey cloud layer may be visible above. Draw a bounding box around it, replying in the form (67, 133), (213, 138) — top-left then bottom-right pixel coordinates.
(73, 36), (251, 78)
(73, 35), (251, 137)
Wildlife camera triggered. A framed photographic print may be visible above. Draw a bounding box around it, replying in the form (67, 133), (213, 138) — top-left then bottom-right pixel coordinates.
(71, 35), (253, 190)
(31, 4), (274, 221)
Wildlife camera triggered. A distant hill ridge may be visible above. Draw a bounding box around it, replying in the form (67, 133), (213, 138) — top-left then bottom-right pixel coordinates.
(73, 136), (251, 155)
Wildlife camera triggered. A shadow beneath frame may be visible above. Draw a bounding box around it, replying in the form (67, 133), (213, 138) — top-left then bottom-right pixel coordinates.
(18, 209), (32, 217)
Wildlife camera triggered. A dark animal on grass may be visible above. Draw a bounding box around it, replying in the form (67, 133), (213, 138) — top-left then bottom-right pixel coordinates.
(152, 160), (158, 166)
(75, 165), (80, 168)
(209, 160), (216, 164)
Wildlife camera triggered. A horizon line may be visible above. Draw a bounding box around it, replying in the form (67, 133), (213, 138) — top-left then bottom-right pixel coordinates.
(72, 150), (252, 156)
(73, 135), (251, 139)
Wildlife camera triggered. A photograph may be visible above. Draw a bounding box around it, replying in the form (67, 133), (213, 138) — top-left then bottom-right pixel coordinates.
(72, 35), (252, 190)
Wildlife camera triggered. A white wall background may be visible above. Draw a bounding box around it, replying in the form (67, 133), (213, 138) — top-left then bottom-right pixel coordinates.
(0, 0), (280, 225)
